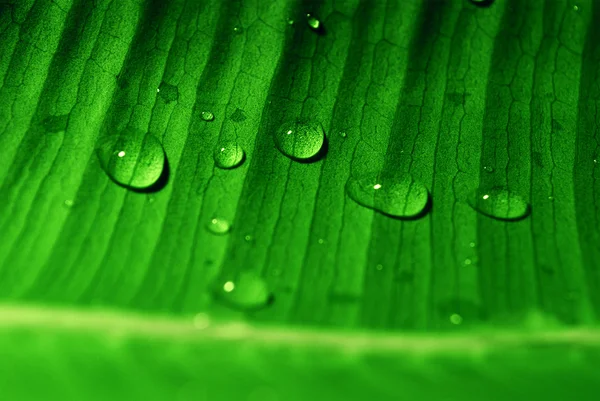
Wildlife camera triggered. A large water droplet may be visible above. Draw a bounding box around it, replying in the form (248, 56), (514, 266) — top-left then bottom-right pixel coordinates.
(213, 142), (245, 169)
(306, 13), (322, 31)
(206, 217), (231, 235)
(97, 128), (166, 190)
(157, 81), (179, 103)
(214, 274), (272, 311)
(346, 172), (430, 219)
(201, 111), (214, 122)
(274, 121), (325, 161)
(468, 187), (530, 221)
(42, 114), (69, 133)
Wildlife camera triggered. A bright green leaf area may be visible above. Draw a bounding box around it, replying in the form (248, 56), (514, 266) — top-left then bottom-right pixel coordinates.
(1, 0), (600, 399)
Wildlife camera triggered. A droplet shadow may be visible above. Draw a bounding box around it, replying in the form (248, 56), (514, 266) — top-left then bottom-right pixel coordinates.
(127, 152), (170, 194)
(289, 135), (329, 164)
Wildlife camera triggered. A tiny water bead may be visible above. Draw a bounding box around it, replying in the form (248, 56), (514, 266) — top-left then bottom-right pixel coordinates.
(206, 217), (231, 235)
(306, 13), (321, 31)
(96, 128), (166, 190)
(201, 111), (214, 121)
(274, 121), (325, 161)
(450, 313), (463, 325)
(213, 142), (245, 169)
(483, 165), (494, 173)
(468, 187), (530, 221)
(286, 17), (295, 25)
(157, 81), (179, 103)
(213, 274), (272, 311)
(233, 25), (243, 34)
(346, 172), (430, 219)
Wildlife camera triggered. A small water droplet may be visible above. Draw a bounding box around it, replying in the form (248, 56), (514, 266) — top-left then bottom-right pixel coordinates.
(274, 121), (325, 161)
(63, 199), (74, 208)
(42, 114), (69, 133)
(346, 172), (430, 219)
(157, 81), (179, 103)
(206, 217), (231, 235)
(469, 242), (476, 248)
(201, 111), (215, 121)
(287, 18), (295, 26)
(214, 274), (272, 311)
(450, 313), (463, 325)
(548, 195), (554, 201)
(306, 13), (321, 31)
(464, 258), (472, 266)
(317, 238), (325, 244)
(244, 234), (253, 242)
(376, 264), (383, 271)
(573, 4), (580, 11)
(594, 158), (598, 164)
(213, 142), (245, 169)
(96, 128), (166, 190)
(338, 131), (347, 138)
(468, 187), (530, 221)
(233, 25), (243, 34)
(483, 165), (494, 173)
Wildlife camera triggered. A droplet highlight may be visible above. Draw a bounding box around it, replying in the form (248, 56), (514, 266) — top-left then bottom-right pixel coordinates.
(213, 142), (245, 169)
(483, 165), (494, 173)
(206, 217), (231, 235)
(274, 121), (325, 161)
(214, 274), (272, 311)
(306, 13), (321, 31)
(96, 128), (166, 190)
(346, 172), (430, 219)
(201, 111), (215, 122)
(468, 187), (530, 221)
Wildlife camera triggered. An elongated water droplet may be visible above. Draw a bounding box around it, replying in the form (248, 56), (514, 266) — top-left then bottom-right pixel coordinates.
(213, 142), (245, 169)
(346, 172), (430, 219)
(206, 217), (231, 235)
(42, 114), (69, 133)
(158, 81), (178, 103)
(275, 121), (325, 161)
(97, 128), (166, 190)
(201, 111), (214, 121)
(306, 13), (321, 30)
(214, 274), (272, 311)
(468, 187), (530, 221)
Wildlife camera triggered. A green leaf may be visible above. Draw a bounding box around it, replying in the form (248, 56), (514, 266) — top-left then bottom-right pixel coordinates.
(1, 0), (599, 399)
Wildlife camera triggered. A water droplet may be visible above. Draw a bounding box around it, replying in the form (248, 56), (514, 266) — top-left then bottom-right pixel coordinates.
(376, 264), (383, 271)
(201, 111), (214, 121)
(450, 313), (463, 325)
(346, 172), (430, 219)
(63, 199), (74, 208)
(230, 108), (246, 122)
(573, 4), (580, 11)
(468, 187), (530, 221)
(594, 158), (598, 164)
(233, 25), (243, 34)
(157, 81), (179, 103)
(244, 234), (253, 242)
(286, 17), (295, 25)
(464, 258), (472, 266)
(42, 114), (69, 133)
(483, 166), (494, 173)
(214, 274), (272, 311)
(213, 142), (245, 169)
(274, 121), (325, 161)
(306, 13), (321, 31)
(339, 131), (347, 138)
(548, 195), (554, 201)
(469, 242), (476, 248)
(206, 217), (231, 235)
(96, 128), (166, 190)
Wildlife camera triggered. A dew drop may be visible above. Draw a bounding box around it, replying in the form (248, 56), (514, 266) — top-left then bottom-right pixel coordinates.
(274, 121), (325, 161)
(317, 238), (325, 245)
(468, 187), (530, 221)
(63, 199), (74, 208)
(450, 313), (463, 325)
(233, 25), (243, 34)
(201, 111), (215, 122)
(42, 114), (69, 133)
(573, 4), (580, 11)
(339, 131), (347, 139)
(464, 258), (472, 266)
(206, 217), (231, 235)
(96, 128), (166, 190)
(346, 172), (430, 219)
(306, 13), (321, 31)
(214, 274), (272, 311)
(213, 141), (245, 169)
(244, 234), (253, 242)
(483, 165), (494, 173)
(157, 81), (179, 103)
(376, 264), (383, 271)
(286, 17), (295, 25)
